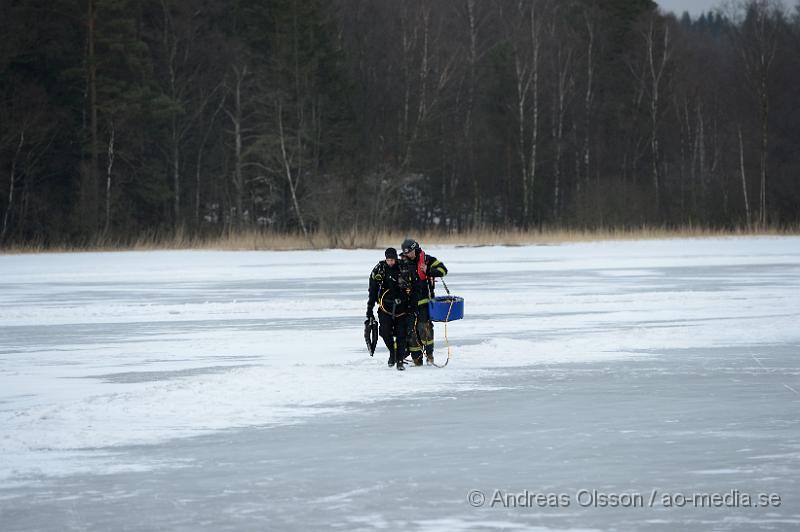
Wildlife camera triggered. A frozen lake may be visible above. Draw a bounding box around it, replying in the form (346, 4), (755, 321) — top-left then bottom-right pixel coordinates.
(1, 238), (799, 531)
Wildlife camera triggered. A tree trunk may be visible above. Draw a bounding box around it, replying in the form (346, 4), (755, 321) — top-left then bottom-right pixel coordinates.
(234, 82), (243, 225)
(696, 99), (706, 211)
(738, 125), (751, 227)
(195, 92), (226, 226)
(711, 117), (722, 220)
(172, 123), (180, 226)
(759, 79), (768, 227)
(731, 3), (778, 227)
(528, 5), (539, 228)
(551, 29), (572, 222)
(104, 120), (115, 235)
(400, 6), (414, 166)
(86, 0), (99, 234)
(1, 130), (24, 242)
(645, 18), (670, 218)
(225, 66), (247, 226)
(582, 12), (594, 194)
(465, 0), (480, 225)
(277, 101), (309, 239)
(509, 1), (539, 227)
(403, 4), (432, 168)
(515, 58), (529, 223)
(162, 0), (181, 229)
(676, 96), (688, 218)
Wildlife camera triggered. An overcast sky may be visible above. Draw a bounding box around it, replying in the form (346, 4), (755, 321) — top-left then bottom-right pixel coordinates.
(656, 0), (722, 16)
(657, 0), (795, 17)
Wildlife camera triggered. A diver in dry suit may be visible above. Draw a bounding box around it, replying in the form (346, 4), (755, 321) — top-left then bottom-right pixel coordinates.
(367, 247), (413, 371)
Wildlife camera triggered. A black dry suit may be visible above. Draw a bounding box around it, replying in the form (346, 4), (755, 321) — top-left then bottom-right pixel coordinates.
(367, 260), (413, 365)
(403, 251), (448, 361)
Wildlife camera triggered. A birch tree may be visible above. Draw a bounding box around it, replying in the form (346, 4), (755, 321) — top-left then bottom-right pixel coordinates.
(548, 4), (575, 221)
(225, 64), (249, 226)
(464, 0), (485, 224)
(643, 14), (673, 214)
(728, 0), (783, 226)
(581, 7), (596, 191)
(501, 0), (545, 226)
(1, 130), (25, 242)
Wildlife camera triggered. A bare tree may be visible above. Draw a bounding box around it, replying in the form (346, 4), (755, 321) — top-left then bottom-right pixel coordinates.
(0, 87), (52, 243)
(623, 51), (649, 188)
(464, 0), (484, 224)
(501, 0), (544, 225)
(1, 130), (25, 242)
(399, 3), (417, 165)
(195, 88), (226, 225)
(158, 0), (221, 229)
(727, 0), (783, 227)
(736, 125), (752, 224)
(161, 0), (181, 227)
(643, 14), (673, 214)
(103, 119), (115, 235)
(581, 7), (596, 191)
(693, 98), (707, 208)
(83, 0), (99, 234)
(675, 91), (706, 217)
(548, 4), (575, 221)
(225, 65), (248, 226)
(276, 100), (309, 238)
(400, 1), (456, 169)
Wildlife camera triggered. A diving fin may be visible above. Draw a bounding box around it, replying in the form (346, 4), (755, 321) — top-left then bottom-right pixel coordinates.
(370, 318), (379, 354)
(365, 316), (378, 356)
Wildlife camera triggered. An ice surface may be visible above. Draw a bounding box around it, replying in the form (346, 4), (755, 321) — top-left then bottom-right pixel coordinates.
(1, 238), (799, 531)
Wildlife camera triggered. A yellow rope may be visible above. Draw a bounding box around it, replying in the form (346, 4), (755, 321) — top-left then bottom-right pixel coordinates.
(378, 289), (406, 317)
(432, 298), (454, 368)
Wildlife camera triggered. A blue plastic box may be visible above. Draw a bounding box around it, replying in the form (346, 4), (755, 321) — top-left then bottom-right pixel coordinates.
(429, 296), (464, 322)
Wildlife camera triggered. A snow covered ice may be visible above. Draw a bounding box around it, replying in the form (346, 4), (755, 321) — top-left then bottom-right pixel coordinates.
(1, 237), (799, 531)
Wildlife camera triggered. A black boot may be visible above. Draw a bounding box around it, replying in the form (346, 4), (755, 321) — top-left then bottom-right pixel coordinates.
(387, 352), (395, 367)
(396, 360), (405, 371)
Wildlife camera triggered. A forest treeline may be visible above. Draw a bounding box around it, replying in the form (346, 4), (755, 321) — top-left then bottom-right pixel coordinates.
(1, 0), (799, 245)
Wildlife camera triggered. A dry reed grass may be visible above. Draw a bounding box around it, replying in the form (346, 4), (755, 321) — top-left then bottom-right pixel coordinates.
(1, 225), (797, 255)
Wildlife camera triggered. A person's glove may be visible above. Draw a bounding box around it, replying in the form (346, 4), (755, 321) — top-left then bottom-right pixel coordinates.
(366, 308), (375, 321)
